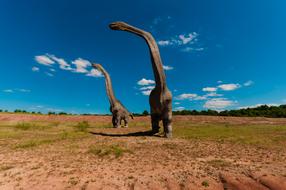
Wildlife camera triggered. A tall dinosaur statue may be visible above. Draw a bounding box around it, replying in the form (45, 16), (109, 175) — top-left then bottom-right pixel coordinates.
(92, 63), (133, 128)
(109, 22), (173, 138)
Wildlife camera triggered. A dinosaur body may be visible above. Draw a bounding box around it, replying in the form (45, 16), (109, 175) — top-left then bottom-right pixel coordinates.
(109, 22), (173, 138)
(92, 63), (133, 128)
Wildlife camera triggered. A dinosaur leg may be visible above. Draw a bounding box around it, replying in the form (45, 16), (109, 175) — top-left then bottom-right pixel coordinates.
(123, 117), (129, 128)
(112, 115), (116, 127)
(151, 113), (160, 134)
(163, 111), (172, 138)
(112, 115), (120, 128)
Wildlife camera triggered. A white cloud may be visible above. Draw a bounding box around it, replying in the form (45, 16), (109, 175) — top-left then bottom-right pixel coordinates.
(204, 98), (235, 110)
(218, 83), (240, 91)
(179, 32), (198, 44)
(174, 106), (185, 111)
(175, 93), (198, 100)
(48, 54), (73, 71)
(174, 102), (180, 105)
(217, 80), (223, 83)
(202, 87), (217, 92)
(72, 58), (91, 73)
(163, 65), (174, 71)
(137, 78), (155, 86)
(244, 80), (254, 87)
(35, 55), (55, 66)
(193, 96), (207, 100)
(158, 40), (171, 46)
(86, 69), (103, 78)
(142, 90), (152, 96)
(49, 68), (56, 72)
(32, 67), (40, 72)
(140, 86), (155, 90)
(158, 32), (200, 49)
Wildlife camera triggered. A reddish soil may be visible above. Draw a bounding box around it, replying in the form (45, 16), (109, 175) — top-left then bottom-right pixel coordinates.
(0, 113), (286, 190)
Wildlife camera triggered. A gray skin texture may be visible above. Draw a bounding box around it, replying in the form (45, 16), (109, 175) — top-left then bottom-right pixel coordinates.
(92, 63), (133, 128)
(109, 21), (173, 138)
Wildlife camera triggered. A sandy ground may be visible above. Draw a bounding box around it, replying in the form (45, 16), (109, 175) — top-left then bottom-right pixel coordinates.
(0, 114), (286, 190)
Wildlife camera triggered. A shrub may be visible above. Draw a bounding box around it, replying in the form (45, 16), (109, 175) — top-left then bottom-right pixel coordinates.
(74, 121), (89, 132)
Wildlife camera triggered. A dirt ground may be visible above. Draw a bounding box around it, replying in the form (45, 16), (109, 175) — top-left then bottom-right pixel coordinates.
(0, 113), (286, 190)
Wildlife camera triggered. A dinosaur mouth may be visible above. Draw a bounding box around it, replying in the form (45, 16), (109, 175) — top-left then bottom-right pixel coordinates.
(109, 22), (126, 30)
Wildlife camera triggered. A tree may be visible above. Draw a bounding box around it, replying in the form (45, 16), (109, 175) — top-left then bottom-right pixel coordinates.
(142, 110), (149, 116)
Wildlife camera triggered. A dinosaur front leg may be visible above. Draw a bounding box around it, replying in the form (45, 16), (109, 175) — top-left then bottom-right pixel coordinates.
(163, 110), (172, 138)
(112, 115), (120, 128)
(151, 113), (160, 134)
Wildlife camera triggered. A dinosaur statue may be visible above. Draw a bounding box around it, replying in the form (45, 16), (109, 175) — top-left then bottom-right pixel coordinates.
(92, 63), (133, 128)
(109, 22), (173, 138)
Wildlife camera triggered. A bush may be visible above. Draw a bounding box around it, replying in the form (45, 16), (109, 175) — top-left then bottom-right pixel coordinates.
(15, 123), (33, 130)
(74, 121), (89, 132)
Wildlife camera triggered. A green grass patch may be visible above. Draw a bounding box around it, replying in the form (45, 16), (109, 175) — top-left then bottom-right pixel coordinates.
(14, 122), (51, 131)
(74, 121), (89, 132)
(88, 144), (132, 158)
(174, 123), (286, 148)
(14, 139), (54, 149)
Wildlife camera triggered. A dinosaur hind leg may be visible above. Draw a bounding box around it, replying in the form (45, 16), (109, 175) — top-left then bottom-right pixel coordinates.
(151, 113), (160, 134)
(123, 117), (129, 128)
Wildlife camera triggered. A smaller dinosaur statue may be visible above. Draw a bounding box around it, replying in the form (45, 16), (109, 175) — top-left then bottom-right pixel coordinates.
(92, 63), (133, 128)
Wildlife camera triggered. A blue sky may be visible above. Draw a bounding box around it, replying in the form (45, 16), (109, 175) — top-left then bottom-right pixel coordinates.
(0, 0), (286, 114)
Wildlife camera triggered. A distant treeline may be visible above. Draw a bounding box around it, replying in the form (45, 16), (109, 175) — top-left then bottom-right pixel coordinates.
(1, 105), (286, 118)
(173, 105), (286, 118)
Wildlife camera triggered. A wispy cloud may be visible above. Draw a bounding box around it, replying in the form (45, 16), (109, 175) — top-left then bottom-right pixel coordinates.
(72, 58), (91, 73)
(243, 80), (254, 87)
(175, 93), (199, 100)
(48, 54), (73, 71)
(158, 32), (198, 47)
(32, 67), (40, 72)
(163, 65), (174, 71)
(158, 32), (203, 53)
(45, 72), (54, 77)
(174, 106), (185, 111)
(86, 69), (103, 78)
(136, 79), (155, 96)
(137, 78), (155, 86)
(140, 86), (155, 90)
(2, 88), (31, 93)
(181, 47), (204, 52)
(35, 55), (55, 66)
(3, 89), (14, 93)
(202, 87), (217, 92)
(218, 83), (241, 91)
(141, 90), (152, 96)
(34, 54), (102, 79)
(204, 98), (235, 110)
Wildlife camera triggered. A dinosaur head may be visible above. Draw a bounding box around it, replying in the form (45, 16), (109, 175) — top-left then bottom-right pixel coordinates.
(109, 21), (130, 31)
(92, 63), (100, 69)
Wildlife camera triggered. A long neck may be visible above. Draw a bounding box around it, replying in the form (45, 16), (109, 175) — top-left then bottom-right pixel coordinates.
(97, 65), (117, 106)
(118, 24), (166, 90)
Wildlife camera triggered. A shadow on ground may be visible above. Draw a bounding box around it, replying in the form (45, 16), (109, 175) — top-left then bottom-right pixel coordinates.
(89, 130), (162, 137)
